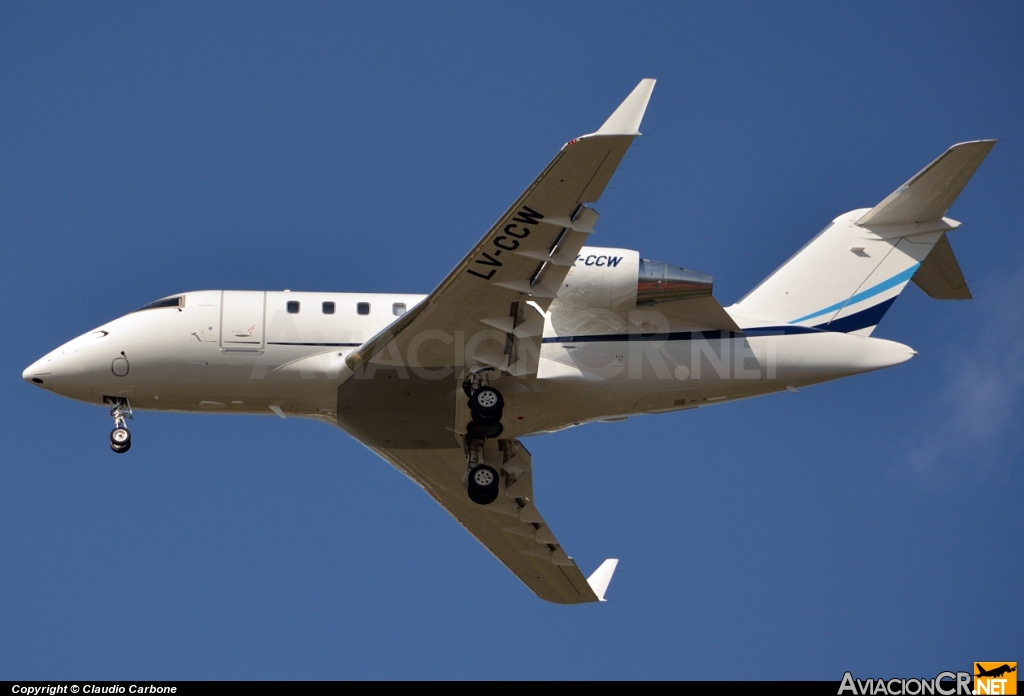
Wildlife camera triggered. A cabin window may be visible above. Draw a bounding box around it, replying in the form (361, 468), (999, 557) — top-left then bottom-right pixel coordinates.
(134, 296), (184, 312)
(357, 302), (370, 315)
(322, 301), (336, 315)
(392, 303), (407, 316)
(287, 301), (300, 314)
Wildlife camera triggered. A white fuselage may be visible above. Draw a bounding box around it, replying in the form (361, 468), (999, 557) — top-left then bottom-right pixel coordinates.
(23, 289), (915, 440)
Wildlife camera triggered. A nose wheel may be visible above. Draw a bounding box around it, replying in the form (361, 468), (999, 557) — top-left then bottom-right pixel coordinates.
(110, 427), (131, 453)
(106, 397), (133, 454)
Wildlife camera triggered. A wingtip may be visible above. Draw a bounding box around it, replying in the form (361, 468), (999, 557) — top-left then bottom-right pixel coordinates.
(949, 138), (997, 149)
(591, 79), (657, 137)
(586, 558), (619, 602)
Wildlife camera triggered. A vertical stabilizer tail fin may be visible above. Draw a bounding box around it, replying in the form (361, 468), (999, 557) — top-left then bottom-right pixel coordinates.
(729, 141), (993, 335)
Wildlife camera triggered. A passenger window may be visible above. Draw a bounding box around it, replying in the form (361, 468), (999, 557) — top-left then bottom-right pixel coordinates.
(322, 301), (336, 315)
(287, 301), (300, 314)
(393, 303), (407, 316)
(357, 302), (370, 315)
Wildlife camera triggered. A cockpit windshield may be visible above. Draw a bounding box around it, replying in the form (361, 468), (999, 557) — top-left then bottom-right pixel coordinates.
(135, 296), (184, 312)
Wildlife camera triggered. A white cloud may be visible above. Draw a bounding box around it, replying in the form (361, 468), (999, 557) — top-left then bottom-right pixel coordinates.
(903, 262), (1024, 484)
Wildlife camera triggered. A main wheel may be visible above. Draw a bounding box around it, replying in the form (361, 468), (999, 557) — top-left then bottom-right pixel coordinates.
(467, 465), (500, 505)
(470, 386), (504, 422)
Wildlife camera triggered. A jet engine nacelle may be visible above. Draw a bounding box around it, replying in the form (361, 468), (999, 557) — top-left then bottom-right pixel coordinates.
(557, 246), (713, 311)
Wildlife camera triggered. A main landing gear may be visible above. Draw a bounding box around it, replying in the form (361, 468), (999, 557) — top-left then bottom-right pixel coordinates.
(107, 397), (133, 454)
(467, 463), (499, 505)
(463, 374), (504, 505)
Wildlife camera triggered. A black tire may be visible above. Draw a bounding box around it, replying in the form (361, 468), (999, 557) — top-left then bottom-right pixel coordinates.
(110, 427), (131, 447)
(467, 465), (499, 505)
(466, 421), (488, 441)
(466, 420), (503, 441)
(469, 409), (501, 425)
(470, 386), (504, 421)
(110, 440), (130, 454)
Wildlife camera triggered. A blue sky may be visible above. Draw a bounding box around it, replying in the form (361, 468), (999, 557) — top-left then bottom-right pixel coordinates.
(2, 1), (1021, 679)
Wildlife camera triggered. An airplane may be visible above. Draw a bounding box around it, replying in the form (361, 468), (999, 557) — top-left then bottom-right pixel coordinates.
(976, 665), (1017, 679)
(22, 79), (995, 604)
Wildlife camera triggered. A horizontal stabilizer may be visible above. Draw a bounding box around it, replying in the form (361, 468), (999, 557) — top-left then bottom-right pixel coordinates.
(857, 140), (996, 227)
(586, 558), (619, 602)
(912, 233), (972, 300)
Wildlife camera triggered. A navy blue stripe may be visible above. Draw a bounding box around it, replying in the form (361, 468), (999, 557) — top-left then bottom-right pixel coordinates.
(813, 296), (897, 333)
(267, 342), (361, 347)
(740, 325), (824, 337)
(543, 331), (745, 344)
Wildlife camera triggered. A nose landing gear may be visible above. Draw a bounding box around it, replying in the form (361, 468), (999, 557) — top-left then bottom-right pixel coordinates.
(106, 397), (133, 454)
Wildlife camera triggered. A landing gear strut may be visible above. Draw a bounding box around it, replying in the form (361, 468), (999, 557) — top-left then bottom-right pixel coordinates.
(463, 373), (504, 505)
(107, 397), (133, 454)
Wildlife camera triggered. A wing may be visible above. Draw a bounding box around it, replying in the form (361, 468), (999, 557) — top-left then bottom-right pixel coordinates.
(346, 79), (656, 379)
(371, 439), (616, 604)
(335, 82), (650, 601)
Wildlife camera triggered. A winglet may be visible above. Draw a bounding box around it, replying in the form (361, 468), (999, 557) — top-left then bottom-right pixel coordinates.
(591, 79), (656, 137)
(586, 558), (619, 601)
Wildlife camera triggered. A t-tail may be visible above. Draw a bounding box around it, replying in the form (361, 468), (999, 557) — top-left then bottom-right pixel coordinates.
(728, 140), (996, 335)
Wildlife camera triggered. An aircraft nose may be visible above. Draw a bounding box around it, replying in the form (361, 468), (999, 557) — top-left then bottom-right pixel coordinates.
(24, 332), (108, 400)
(23, 357), (49, 386)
